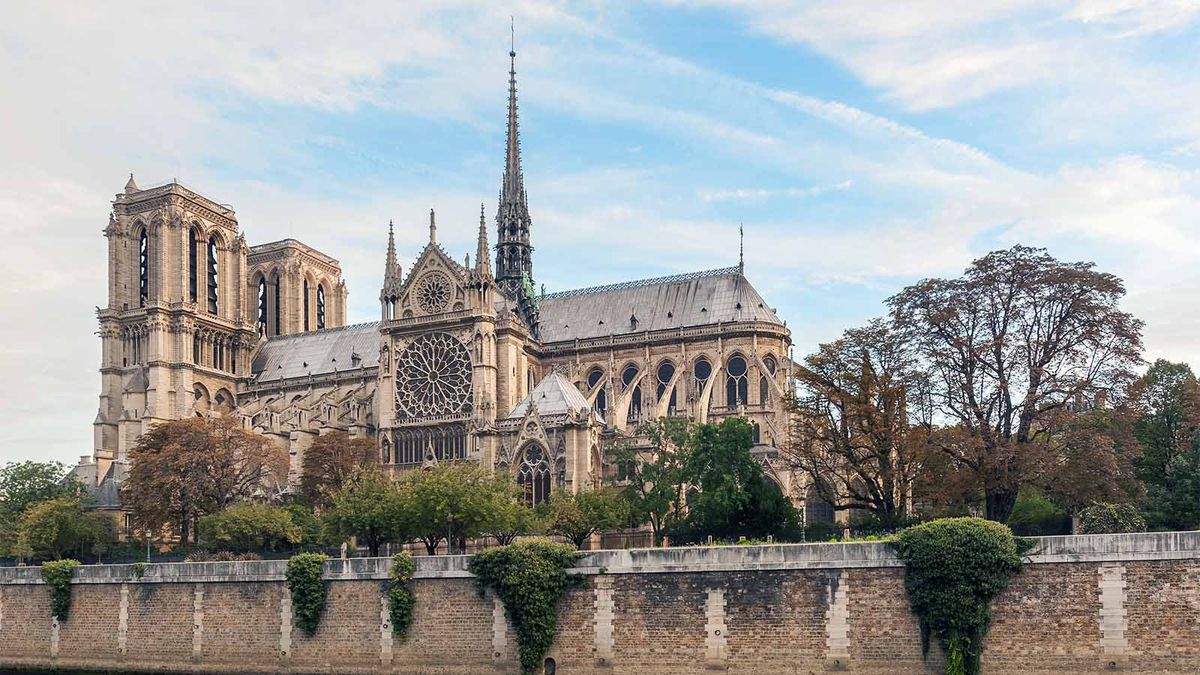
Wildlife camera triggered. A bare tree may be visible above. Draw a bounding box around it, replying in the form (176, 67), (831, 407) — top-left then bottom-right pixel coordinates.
(888, 245), (1143, 521)
(786, 319), (932, 518)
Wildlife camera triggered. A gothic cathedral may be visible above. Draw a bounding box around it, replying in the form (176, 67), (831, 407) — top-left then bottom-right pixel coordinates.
(75, 49), (798, 513)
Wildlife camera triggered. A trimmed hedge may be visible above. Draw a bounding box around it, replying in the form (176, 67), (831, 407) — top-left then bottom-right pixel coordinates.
(41, 559), (80, 622)
(286, 553), (329, 636)
(891, 518), (1032, 675)
(468, 541), (582, 674)
(387, 551), (415, 638)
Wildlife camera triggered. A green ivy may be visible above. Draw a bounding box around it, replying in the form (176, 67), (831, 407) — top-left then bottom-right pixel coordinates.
(286, 553), (329, 636)
(41, 559), (80, 622)
(131, 562), (146, 579)
(387, 551), (415, 638)
(468, 541), (583, 674)
(891, 518), (1033, 675)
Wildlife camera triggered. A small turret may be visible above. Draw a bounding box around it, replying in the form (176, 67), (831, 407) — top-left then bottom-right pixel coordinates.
(380, 220), (404, 320)
(124, 173), (139, 194)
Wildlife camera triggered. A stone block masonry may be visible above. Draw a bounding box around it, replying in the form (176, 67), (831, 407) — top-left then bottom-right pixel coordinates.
(1, 533), (1199, 674)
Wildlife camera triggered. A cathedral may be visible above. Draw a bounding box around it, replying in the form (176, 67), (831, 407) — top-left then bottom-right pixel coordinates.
(74, 49), (799, 519)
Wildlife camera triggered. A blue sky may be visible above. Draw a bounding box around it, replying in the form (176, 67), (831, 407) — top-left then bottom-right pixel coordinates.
(3, 1), (1200, 464)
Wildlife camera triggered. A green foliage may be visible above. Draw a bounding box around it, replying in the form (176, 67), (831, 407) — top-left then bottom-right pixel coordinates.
(403, 463), (517, 555)
(283, 502), (327, 547)
(324, 470), (408, 556)
(609, 417), (693, 545)
(17, 498), (115, 561)
(544, 488), (631, 548)
(468, 541), (583, 674)
(848, 512), (926, 537)
(891, 518), (1030, 675)
(0, 461), (83, 558)
(286, 553), (329, 636)
(198, 502), (302, 554)
(1006, 488), (1071, 536)
(671, 418), (801, 543)
(387, 552), (415, 638)
(483, 500), (546, 545)
(1143, 442), (1200, 530)
(185, 551), (264, 562)
(41, 559), (80, 621)
(1077, 502), (1147, 534)
(131, 562), (146, 579)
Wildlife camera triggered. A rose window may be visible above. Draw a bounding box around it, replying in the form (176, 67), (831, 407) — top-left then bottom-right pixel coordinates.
(395, 332), (472, 418)
(415, 271), (452, 314)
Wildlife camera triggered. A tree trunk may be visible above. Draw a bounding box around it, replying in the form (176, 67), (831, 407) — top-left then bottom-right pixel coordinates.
(423, 538), (440, 555)
(985, 489), (1017, 523)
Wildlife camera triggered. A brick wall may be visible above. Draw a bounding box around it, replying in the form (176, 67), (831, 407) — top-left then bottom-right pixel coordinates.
(2, 533), (1199, 674)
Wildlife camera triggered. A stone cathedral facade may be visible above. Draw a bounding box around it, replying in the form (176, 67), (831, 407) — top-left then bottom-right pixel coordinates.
(76, 50), (799, 515)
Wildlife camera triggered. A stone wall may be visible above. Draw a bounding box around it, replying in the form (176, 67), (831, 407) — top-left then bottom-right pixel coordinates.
(1, 533), (1199, 674)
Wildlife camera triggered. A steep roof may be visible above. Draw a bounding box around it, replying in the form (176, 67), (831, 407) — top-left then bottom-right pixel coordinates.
(252, 322), (381, 382)
(506, 371), (597, 421)
(537, 267), (784, 343)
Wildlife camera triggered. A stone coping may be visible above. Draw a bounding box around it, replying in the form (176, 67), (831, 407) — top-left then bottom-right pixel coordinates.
(1, 531), (1197, 585)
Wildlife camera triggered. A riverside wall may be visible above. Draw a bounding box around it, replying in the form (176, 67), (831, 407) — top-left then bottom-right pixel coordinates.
(1, 533), (1199, 674)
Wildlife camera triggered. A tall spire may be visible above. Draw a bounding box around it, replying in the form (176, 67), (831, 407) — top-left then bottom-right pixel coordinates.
(380, 220), (403, 316)
(428, 208), (437, 244)
(385, 219), (398, 275)
(496, 32), (535, 307)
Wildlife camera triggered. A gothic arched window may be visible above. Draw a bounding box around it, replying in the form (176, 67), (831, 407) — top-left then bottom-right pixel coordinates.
(394, 333), (473, 419)
(760, 375), (770, 404)
(256, 278), (268, 335)
(627, 387), (642, 426)
(138, 229), (149, 307)
(316, 284), (326, 329)
(272, 274), (281, 336)
(517, 445), (552, 506)
(693, 357), (712, 392)
(587, 368), (607, 422)
(303, 279), (310, 331)
(188, 228), (200, 303)
(726, 355), (748, 407)
(206, 236), (219, 314)
(806, 483), (835, 525)
(621, 364), (638, 389)
(763, 354), (777, 376)
(657, 361), (677, 416)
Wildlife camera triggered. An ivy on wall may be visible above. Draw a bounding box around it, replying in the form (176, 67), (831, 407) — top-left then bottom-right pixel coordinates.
(41, 559), (80, 622)
(891, 518), (1033, 675)
(468, 541), (583, 674)
(387, 551), (415, 638)
(286, 553), (329, 636)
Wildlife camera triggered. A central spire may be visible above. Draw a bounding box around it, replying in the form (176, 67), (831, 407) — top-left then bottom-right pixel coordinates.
(495, 35), (535, 317)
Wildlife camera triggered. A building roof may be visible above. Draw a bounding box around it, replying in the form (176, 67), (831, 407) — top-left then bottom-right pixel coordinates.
(506, 371), (597, 421)
(251, 322), (381, 382)
(537, 267), (784, 343)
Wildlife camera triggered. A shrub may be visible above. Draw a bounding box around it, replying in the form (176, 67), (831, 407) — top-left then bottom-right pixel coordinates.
(1006, 488), (1071, 536)
(184, 551), (264, 562)
(198, 503), (302, 554)
(18, 498), (115, 561)
(41, 559), (80, 622)
(468, 541), (582, 674)
(286, 553), (329, 636)
(891, 518), (1032, 675)
(387, 552), (416, 638)
(1076, 502), (1147, 534)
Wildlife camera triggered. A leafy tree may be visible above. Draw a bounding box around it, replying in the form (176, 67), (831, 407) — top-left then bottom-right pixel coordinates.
(123, 417), (289, 544)
(482, 500), (544, 546)
(299, 431), (377, 511)
(1143, 443), (1200, 530)
(673, 417), (801, 543)
(1005, 487), (1070, 536)
(283, 502), (326, 547)
(324, 470), (408, 556)
(544, 488), (631, 548)
(0, 461), (83, 518)
(17, 498), (115, 561)
(402, 463), (516, 554)
(889, 245), (1143, 521)
(608, 417), (693, 545)
(787, 319), (933, 518)
(1130, 360), (1200, 480)
(198, 502), (303, 554)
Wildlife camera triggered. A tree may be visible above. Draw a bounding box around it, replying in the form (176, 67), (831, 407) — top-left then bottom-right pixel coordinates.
(674, 417), (801, 543)
(402, 463), (516, 555)
(888, 245), (1143, 521)
(123, 417), (289, 544)
(198, 503), (303, 554)
(544, 488), (631, 549)
(608, 417), (693, 545)
(0, 461), (85, 558)
(482, 500), (544, 546)
(324, 470), (408, 556)
(786, 319), (933, 518)
(1129, 361), (1200, 482)
(17, 498), (115, 561)
(299, 431), (377, 511)
(0, 461), (83, 517)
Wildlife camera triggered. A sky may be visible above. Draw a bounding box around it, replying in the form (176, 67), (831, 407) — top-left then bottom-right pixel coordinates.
(2, 1), (1200, 465)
